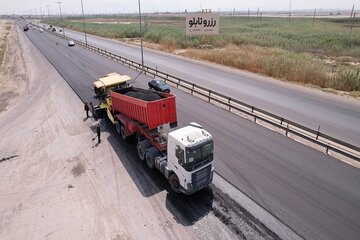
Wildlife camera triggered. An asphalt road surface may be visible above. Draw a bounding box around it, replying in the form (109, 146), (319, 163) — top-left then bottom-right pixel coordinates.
(23, 25), (360, 240)
(59, 28), (360, 146)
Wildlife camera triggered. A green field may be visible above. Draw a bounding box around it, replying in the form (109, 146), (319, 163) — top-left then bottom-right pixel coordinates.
(48, 16), (360, 94)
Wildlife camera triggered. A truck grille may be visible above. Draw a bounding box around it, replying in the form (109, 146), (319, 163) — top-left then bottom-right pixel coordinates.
(192, 165), (212, 190)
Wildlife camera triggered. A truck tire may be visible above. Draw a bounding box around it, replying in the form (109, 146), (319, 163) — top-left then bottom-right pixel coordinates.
(145, 147), (159, 170)
(145, 152), (155, 169)
(137, 139), (150, 161)
(169, 174), (181, 193)
(115, 121), (121, 135)
(120, 125), (127, 141)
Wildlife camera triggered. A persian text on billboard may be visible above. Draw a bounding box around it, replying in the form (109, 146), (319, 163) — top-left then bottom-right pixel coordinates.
(186, 14), (219, 36)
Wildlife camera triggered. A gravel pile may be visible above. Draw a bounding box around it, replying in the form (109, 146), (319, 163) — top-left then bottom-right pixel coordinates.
(125, 90), (162, 101)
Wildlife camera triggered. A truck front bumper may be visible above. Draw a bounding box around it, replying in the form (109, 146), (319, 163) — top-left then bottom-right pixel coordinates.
(181, 170), (213, 195)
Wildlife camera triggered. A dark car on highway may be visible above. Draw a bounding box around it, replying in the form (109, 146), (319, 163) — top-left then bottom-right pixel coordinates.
(148, 79), (170, 93)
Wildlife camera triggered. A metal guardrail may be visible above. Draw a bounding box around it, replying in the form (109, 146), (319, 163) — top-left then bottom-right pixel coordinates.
(50, 30), (360, 162)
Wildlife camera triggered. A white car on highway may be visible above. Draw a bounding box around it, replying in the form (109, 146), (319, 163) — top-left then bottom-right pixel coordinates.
(67, 41), (75, 47)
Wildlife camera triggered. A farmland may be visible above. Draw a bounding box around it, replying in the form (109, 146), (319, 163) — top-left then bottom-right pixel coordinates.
(48, 16), (360, 95)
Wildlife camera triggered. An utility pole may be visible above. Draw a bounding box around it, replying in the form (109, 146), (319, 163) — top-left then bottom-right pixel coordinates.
(312, 8), (316, 25)
(232, 8), (235, 24)
(80, 0), (88, 45)
(57, 1), (65, 35)
(47, 5), (51, 24)
(39, 7), (44, 26)
(34, 8), (38, 25)
(138, 0), (144, 69)
(248, 9), (250, 21)
(288, 0), (292, 23)
(257, 8), (259, 21)
(349, 5), (355, 33)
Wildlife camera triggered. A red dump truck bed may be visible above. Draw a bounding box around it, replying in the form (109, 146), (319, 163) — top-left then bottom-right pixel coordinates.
(110, 87), (177, 129)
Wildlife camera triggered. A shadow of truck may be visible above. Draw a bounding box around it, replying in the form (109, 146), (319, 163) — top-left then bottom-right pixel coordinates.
(101, 118), (213, 225)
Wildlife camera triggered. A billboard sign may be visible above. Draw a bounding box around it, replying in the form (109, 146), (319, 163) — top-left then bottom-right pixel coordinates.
(185, 14), (219, 36)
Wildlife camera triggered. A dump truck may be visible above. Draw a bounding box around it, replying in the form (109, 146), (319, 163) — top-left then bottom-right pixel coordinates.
(94, 77), (214, 194)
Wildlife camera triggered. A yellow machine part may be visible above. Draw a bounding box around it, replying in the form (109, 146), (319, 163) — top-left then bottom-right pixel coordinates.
(93, 73), (131, 90)
(99, 98), (116, 125)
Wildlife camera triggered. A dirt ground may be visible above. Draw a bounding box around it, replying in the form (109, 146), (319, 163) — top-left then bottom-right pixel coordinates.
(0, 21), (265, 240)
(0, 21), (28, 112)
(0, 21), (193, 240)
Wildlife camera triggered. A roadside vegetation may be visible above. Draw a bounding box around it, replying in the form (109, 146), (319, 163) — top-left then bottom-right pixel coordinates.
(48, 16), (360, 95)
(0, 22), (11, 68)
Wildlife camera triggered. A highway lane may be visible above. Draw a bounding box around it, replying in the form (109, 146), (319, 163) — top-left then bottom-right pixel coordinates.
(60, 28), (360, 146)
(23, 26), (360, 240)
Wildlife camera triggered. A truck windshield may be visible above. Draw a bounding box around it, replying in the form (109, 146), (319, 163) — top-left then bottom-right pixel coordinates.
(185, 141), (213, 170)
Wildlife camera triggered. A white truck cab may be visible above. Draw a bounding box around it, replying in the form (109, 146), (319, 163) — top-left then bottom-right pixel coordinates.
(167, 123), (214, 194)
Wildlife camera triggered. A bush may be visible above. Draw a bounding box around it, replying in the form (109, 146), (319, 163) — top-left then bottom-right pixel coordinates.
(332, 69), (360, 91)
(184, 45), (359, 91)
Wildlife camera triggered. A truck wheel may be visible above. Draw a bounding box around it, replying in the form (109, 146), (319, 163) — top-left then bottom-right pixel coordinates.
(120, 125), (127, 141)
(169, 174), (181, 193)
(137, 139), (150, 161)
(145, 147), (160, 170)
(145, 152), (155, 169)
(115, 121), (121, 135)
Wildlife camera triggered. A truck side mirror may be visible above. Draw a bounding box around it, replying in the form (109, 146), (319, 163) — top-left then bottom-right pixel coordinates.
(178, 156), (184, 165)
(175, 146), (184, 165)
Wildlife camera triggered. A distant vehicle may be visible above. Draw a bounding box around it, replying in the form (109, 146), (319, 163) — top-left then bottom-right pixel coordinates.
(148, 79), (171, 93)
(39, 28), (44, 33)
(68, 41), (75, 47)
(59, 29), (63, 32)
(33, 27), (37, 30)
(51, 28), (56, 32)
(23, 25), (29, 31)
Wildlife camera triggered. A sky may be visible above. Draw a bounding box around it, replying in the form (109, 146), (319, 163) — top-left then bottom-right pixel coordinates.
(0, 0), (358, 15)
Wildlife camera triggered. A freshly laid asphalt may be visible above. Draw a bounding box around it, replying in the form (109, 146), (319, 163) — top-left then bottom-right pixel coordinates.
(22, 25), (360, 240)
(62, 28), (360, 146)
